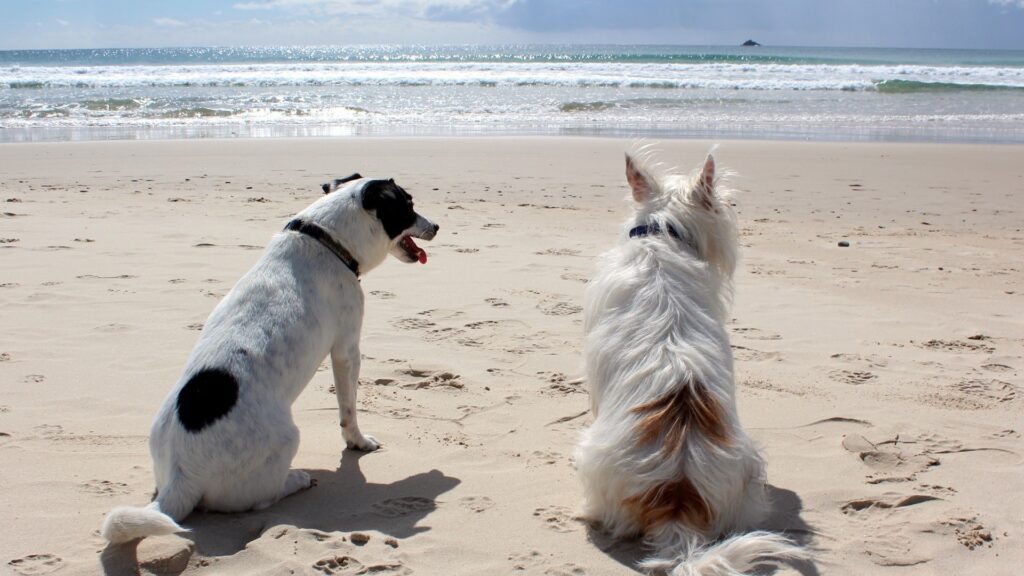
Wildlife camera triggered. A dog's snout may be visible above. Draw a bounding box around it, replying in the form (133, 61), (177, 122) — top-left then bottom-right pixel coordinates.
(433, 223), (440, 234)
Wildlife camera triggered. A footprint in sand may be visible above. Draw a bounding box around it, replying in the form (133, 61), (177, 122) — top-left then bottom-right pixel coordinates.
(740, 377), (805, 397)
(391, 317), (436, 330)
(535, 248), (580, 256)
(559, 271), (589, 283)
(458, 495), (495, 513)
(731, 345), (780, 362)
(417, 308), (463, 320)
(422, 326), (466, 343)
(527, 450), (563, 467)
(953, 378), (1017, 405)
(842, 433), (940, 484)
(79, 479), (131, 496)
(545, 565), (587, 576)
(840, 493), (941, 515)
(918, 484), (958, 497)
(313, 555), (364, 575)
(314, 556), (411, 576)
(538, 372), (584, 395)
(1, 353), (11, 362)
(859, 533), (928, 568)
(370, 290), (396, 300)
(537, 300), (582, 316)
(830, 352), (889, 368)
(919, 338), (995, 354)
(484, 297), (509, 307)
(829, 369), (877, 385)
(465, 320), (501, 329)
(942, 516), (994, 550)
(509, 550), (585, 575)
(399, 371), (464, 390)
(371, 496), (436, 518)
(731, 327), (782, 341)
(533, 505), (578, 533)
(981, 362), (1014, 373)
(7, 554), (63, 575)
(22, 374), (45, 384)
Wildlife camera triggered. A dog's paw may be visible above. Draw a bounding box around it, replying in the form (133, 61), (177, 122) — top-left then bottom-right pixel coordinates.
(346, 434), (381, 452)
(284, 469), (314, 494)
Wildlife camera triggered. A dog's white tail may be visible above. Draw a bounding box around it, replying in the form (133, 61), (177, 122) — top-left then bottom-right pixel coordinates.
(101, 503), (185, 543)
(642, 531), (806, 576)
(101, 475), (198, 543)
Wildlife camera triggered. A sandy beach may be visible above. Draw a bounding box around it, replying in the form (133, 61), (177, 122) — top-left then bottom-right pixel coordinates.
(1, 137), (1021, 575)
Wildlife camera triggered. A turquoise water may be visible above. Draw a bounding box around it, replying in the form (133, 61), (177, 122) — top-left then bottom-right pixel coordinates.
(1, 45), (1022, 143)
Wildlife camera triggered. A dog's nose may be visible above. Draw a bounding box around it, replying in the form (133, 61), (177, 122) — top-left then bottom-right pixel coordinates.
(433, 223), (440, 233)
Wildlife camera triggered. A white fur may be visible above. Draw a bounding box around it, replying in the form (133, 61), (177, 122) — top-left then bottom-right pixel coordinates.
(101, 178), (438, 544)
(575, 150), (805, 575)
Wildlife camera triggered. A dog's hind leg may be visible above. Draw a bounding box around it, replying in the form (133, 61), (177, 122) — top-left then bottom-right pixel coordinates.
(331, 343), (379, 451)
(200, 419), (312, 513)
(253, 469), (313, 510)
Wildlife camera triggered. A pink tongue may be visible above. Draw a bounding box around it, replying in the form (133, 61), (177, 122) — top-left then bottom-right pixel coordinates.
(403, 236), (427, 264)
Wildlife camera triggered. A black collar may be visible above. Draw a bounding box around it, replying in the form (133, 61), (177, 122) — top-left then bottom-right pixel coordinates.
(629, 222), (698, 253)
(284, 218), (360, 278)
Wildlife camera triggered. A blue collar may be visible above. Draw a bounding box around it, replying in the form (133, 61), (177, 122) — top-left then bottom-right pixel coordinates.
(629, 222), (698, 253)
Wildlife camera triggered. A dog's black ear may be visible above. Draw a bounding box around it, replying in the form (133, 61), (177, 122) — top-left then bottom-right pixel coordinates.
(362, 179), (417, 239)
(322, 173), (363, 194)
(361, 179), (390, 211)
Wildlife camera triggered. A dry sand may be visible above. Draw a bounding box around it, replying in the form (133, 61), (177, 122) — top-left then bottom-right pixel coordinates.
(1, 137), (1021, 575)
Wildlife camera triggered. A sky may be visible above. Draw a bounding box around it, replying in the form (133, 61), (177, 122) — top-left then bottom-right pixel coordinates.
(1, 0), (1023, 51)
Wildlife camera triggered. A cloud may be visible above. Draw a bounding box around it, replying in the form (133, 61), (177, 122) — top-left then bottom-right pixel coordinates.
(56, 19), (70, 26)
(153, 17), (187, 27)
(232, 0), (519, 22)
(990, 0), (1024, 7)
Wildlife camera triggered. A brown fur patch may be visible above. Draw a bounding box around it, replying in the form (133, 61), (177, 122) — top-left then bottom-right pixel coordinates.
(630, 377), (731, 455)
(623, 475), (713, 532)
(624, 377), (729, 532)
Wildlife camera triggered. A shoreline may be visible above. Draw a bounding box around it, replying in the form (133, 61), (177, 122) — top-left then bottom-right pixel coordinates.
(3, 126), (1024, 145)
(1, 137), (1021, 575)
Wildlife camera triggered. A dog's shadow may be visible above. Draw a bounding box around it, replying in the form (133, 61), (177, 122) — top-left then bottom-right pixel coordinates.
(587, 485), (819, 576)
(101, 449), (460, 572)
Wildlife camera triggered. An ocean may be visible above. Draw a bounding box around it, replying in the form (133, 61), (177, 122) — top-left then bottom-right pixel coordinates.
(1, 45), (1022, 143)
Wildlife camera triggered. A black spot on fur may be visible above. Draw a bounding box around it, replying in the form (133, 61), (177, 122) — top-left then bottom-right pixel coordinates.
(176, 368), (239, 433)
(361, 179), (417, 239)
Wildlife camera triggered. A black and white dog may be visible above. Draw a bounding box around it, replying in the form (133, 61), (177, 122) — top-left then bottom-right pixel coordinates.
(101, 175), (438, 543)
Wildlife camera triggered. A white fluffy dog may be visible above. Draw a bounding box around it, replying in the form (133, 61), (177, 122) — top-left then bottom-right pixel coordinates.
(101, 175), (438, 544)
(575, 150), (804, 575)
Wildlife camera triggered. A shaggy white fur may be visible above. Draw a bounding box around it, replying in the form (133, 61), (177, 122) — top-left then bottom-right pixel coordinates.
(575, 150), (805, 575)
